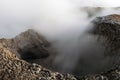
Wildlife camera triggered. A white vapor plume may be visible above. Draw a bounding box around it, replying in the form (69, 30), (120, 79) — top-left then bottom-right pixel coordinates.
(0, 0), (120, 38)
(0, 0), (120, 74)
(70, 0), (120, 7)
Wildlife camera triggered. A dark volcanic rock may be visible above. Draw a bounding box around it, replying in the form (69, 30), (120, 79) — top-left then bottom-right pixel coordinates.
(13, 29), (50, 60)
(91, 14), (120, 56)
(0, 47), (77, 80)
(70, 14), (120, 76)
(0, 29), (50, 61)
(0, 29), (57, 73)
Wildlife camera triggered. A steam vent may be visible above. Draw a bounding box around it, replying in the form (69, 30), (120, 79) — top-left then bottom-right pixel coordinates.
(0, 14), (120, 80)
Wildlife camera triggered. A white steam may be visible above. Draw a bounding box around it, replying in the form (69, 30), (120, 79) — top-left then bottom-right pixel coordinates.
(0, 0), (120, 38)
(0, 0), (120, 74)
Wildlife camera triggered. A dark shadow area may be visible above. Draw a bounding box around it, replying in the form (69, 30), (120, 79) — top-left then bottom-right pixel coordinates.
(18, 45), (50, 61)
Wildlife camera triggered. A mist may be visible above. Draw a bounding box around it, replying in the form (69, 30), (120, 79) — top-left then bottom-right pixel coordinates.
(0, 0), (120, 75)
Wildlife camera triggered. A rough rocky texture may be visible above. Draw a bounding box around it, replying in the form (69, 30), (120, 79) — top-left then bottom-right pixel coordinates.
(1, 46), (120, 80)
(0, 29), (50, 60)
(0, 47), (77, 80)
(0, 29), (57, 73)
(73, 14), (120, 80)
(0, 14), (120, 80)
(91, 14), (120, 56)
(69, 14), (120, 76)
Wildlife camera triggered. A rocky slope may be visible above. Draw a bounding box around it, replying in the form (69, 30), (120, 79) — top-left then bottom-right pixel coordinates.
(0, 29), (58, 72)
(92, 14), (120, 56)
(0, 47), (77, 80)
(0, 14), (120, 80)
(0, 29), (50, 60)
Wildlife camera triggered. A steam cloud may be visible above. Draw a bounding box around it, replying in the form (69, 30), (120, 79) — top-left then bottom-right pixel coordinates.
(0, 0), (120, 74)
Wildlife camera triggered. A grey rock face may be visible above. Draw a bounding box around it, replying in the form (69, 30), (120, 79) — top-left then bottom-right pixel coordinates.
(73, 14), (120, 75)
(0, 29), (50, 61)
(13, 29), (50, 60)
(91, 14), (120, 56)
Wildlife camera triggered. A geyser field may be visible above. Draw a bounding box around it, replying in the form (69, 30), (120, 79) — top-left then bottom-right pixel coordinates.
(0, 0), (120, 79)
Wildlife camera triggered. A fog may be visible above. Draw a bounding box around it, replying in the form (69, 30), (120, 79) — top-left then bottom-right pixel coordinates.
(0, 0), (120, 38)
(0, 0), (120, 75)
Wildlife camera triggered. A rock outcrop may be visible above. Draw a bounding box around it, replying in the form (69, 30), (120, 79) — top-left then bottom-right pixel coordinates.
(92, 14), (120, 56)
(0, 29), (50, 60)
(0, 14), (120, 80)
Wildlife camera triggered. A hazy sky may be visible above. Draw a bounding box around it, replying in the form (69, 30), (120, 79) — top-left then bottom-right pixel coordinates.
(0, 0), (120, 38)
